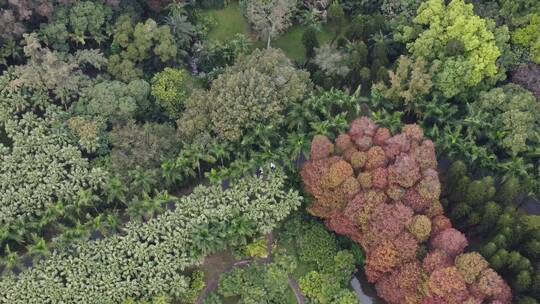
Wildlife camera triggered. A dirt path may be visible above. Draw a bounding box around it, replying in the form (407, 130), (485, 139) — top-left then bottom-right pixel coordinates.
(288, 276), (306, 304)
(196, 231), (306, 304)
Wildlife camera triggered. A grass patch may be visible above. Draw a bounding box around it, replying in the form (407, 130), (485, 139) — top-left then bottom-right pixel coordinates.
(201, 3), (346, 62)
(202, 2), (251, 42)
(273, 24), (336, 62)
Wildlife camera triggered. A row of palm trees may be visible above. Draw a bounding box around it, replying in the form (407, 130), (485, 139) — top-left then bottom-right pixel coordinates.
(0, 172), (177, 274)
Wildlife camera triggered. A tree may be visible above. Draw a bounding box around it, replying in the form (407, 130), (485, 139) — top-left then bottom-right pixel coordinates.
(372, 55), (433, 116)
(164, 4), (195, 54)
(0, 33), (106, 112)
(0, 107), (106, 234)
(314, 44), (350, 77)
(108, 15), (177, 81)
(512, 14), (540, 64)
(467, 84), (540, 157)
(407, 0), (501, 97)
(241, 0), (298, 48)
(300, 119), (512, 303)
(40, 1), (113, 51)
(177, 48), (311, 143)
(0, 170), (301, 303)
(109, 120), (181, 179)
(151, 68), (191, 117)
(327, 1), (345, 43)
(302, 27), (319, 59)
(73, 79), (151, 125)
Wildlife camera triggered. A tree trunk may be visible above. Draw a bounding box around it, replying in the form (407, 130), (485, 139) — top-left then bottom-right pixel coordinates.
(267, 21), (275, 49)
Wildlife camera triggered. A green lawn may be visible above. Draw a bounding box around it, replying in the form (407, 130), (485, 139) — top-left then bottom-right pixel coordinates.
(273, 24), (336, 62)
(202, 3), (343, 62)
(203, 2), (251, 42)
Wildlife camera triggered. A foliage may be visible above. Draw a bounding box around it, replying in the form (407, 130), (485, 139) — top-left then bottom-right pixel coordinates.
(372, 55), (432, 116)
(109, 120), (181, 179)
(466, 84), (540, 157)
(67, 115), (108, 154)
(40, 1), (113, 51)
(244, 238), (268, 258)
(313, 44), (350, 77)
(408, 0), (501, 97)
(151, 68), (191, 117)
(0, 169), (301, 303)
(0, 33), (106, 113)
(194, 33), (252, 74)
(178, 48), (311, 143)
(217, 253), (297, 303)
(512, 14), (540, 64)
(441, 160), (540, 300)
(108, 15), (177, 81)
(164, 4), (195, 54)
(240, 0), (297, 47)
(73, 79), (151, 125)
(278, 217), (357, 304)
(0, 106), (107, 242)
(498, 0), (540, 27)
(301, 27), (319, 58)
(299, 270), (357, 304)
(300, 118), (512, 303)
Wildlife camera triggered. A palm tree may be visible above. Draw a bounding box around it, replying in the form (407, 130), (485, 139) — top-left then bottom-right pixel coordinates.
(205, 168), (223, 184)
(26, 234), (50, 263)
(36, 208), (60, 234)
(310, 120), (332, 137)
(0, 226), (22, 248)
(188, 146), (216, 179)
(161, 158), (183, 188)
(57, 221), (90, 247)
(106, 176), (126, 205)
(106, 212), (122, 234)
(287, 132), (310, 161)
(140, 192), (164, 221)
(86, 214), (108, 237)
(153, 191), (176, 209)
(1, 245), (23, 274)
(129, 167), (157, 195)
(208, 143), (229, 167)
(165, 6), (195, 49)
(67, 190), (100, 221)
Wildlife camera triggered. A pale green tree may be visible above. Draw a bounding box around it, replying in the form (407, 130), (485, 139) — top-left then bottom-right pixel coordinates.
(241, 0), (298, 48)
(178, 48), (311, 143)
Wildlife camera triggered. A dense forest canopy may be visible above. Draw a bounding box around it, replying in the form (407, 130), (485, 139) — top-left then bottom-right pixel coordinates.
(0, 0), (539, 303)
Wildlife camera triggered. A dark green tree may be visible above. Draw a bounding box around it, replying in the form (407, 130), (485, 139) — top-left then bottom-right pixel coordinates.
(302, 27), (320, 59)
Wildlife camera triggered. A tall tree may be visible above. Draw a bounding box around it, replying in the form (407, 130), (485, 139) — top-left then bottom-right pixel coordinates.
(241, 0), (298, 48)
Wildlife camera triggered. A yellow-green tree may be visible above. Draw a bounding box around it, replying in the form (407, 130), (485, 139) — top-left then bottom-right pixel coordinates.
(512, 14), (540, 64)
(408, 0), (501, 98)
